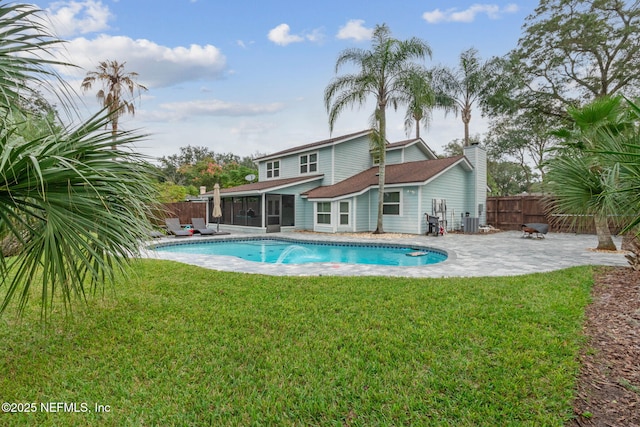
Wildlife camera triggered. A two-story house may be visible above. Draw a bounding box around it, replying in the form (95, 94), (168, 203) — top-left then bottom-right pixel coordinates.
(205, 129), (486, 234)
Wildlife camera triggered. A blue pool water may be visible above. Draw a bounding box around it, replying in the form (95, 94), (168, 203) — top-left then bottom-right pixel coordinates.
(153, 239), (447, 266)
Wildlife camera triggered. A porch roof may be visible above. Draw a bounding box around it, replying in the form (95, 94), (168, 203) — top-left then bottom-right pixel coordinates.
(302, 156), (469, 200)
(204, 174), (324, 197)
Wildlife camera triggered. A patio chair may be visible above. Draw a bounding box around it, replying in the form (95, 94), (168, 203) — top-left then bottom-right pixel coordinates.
(148, 228), (165, 238)
(521, 223), (549, 239)
(191, 218), (216, 236)
(164, 218), (192, 237)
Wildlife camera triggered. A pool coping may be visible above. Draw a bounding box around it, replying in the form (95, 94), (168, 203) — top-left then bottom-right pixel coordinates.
(151, 235), (451, 261)
(144, 233), (455, 277)
(143, 234), (456, 277)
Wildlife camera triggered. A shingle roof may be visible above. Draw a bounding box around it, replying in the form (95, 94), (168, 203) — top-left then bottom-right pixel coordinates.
(303, 156), (467, 199)
(205, 175), (324, 195)
(254, 129), (372, 161)
(386, 138), (420, 149)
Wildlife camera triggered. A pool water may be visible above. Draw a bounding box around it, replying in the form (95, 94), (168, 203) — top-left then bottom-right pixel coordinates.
(153, 239), (447, 266)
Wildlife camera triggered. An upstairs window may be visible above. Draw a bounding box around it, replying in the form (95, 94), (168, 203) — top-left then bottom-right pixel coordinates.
(300, 153), (318, 174)
(371, 151), (381, 165)
(266, 160), (280, 178)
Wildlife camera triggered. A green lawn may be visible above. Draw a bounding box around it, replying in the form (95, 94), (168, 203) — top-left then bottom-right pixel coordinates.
(0, 260), (593, 426)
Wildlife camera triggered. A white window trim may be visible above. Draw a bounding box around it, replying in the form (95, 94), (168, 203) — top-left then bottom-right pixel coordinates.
(338, 200), (351, 226)
(382, 190), (402, 216)
(299, 152), (318, 175)
(315, 201), (331, 225)
(266, 159), (281, 179)
(371, 151), (380, 166)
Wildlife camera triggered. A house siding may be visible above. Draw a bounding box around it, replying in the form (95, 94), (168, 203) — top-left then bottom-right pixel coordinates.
(333, 135), (373, 183)
(463, 144), (487, 224)
(355, 192), (370, 232)
(359, 187), (420, 234)
(385, 150), (403, 165)
(420, 166), (469, 232)
(403, 144), (428, 162)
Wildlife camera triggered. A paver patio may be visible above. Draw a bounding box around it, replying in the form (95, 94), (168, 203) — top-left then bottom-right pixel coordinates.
(144, 231), (628, 277)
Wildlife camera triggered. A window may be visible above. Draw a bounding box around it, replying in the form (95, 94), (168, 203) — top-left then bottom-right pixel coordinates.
(316, 202), (331, 224)
(371, 151), (381, 165)
(300, 153), (318, 174)
(339, 201), (350, 225)
(266, 160), (280, 178)
(281, 195), (295, 226)
(220, 196), (261, 227)
(383, 191), (401, 215)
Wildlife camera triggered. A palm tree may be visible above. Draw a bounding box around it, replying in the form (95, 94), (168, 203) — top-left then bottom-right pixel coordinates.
(0, 3), (158, 318)
(546, 96), (630, 250)
(324, 24), (432, 233)
(403, 69), (456, 139)
(81, 60), (147, 149)
(433, 48), (496, 146)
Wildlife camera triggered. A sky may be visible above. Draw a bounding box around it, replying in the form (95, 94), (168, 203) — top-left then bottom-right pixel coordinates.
(27, 0), (538, 162)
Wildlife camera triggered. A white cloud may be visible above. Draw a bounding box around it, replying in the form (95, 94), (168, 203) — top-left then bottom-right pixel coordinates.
(268, 23), (304, 46)
(422, 3), (519, 24)
(58, 35), (226, 88)
(152, 99), (285, 120)
(306, 28), (326, 44)
(336, 19), (373, 42)
(45, 0), (112, 37)
(267, 24), (324, 46)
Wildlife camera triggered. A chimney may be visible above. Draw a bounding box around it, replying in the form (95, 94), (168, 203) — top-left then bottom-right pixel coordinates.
(199, 186), (207, 195)
(463, 144), (487, 225)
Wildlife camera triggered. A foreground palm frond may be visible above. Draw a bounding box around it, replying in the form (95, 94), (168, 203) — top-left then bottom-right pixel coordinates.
(0, 111), (159, 317)
(0, 3), (72, 111)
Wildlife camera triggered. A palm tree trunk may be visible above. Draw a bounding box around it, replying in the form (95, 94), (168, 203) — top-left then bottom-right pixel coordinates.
(594, 214), (617, 251)
(462, 106), (471, 146)
(374, 105), (386, 234)
(110, 111), (119, 150)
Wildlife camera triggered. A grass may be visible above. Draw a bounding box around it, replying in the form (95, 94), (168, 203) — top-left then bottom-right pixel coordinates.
(0, 260), (594, 426)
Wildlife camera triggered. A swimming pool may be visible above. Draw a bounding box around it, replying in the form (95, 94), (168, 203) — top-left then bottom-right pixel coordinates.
(153, 238), (447, 266)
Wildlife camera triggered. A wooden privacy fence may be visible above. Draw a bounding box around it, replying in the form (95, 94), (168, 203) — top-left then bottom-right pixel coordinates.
(486, 195), (547, 231)
(486, 195), (625, 234)
(154, 201), (207, 226)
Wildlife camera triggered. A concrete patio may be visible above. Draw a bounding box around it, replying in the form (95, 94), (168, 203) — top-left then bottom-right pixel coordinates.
(143, 231), (629, 278)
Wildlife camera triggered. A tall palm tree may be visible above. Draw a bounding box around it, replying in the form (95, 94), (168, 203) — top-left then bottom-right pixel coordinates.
(433, 48), (496, 146)
(324, 24), (432, 233)
(0, 3), (158, 318)
(81, 60), (147, 149)
(403, 69), (456, 139)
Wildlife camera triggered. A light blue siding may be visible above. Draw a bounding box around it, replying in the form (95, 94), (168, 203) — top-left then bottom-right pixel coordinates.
(355, 193), (370, 232)
(385, 150), (403, 165)
(463, 145), (487, 224)
(420, 165), (469, 232)
(403, 144), (430, 162)
(333, 135), (374, 183)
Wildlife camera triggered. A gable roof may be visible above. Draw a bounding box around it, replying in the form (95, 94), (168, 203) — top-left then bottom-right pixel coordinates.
(205, 174), (324, 197)
(254, 129), (372, 162)
(386, 138), (420, 149)
(303, 156), (469, 200)
(383, 137), (438, 160)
